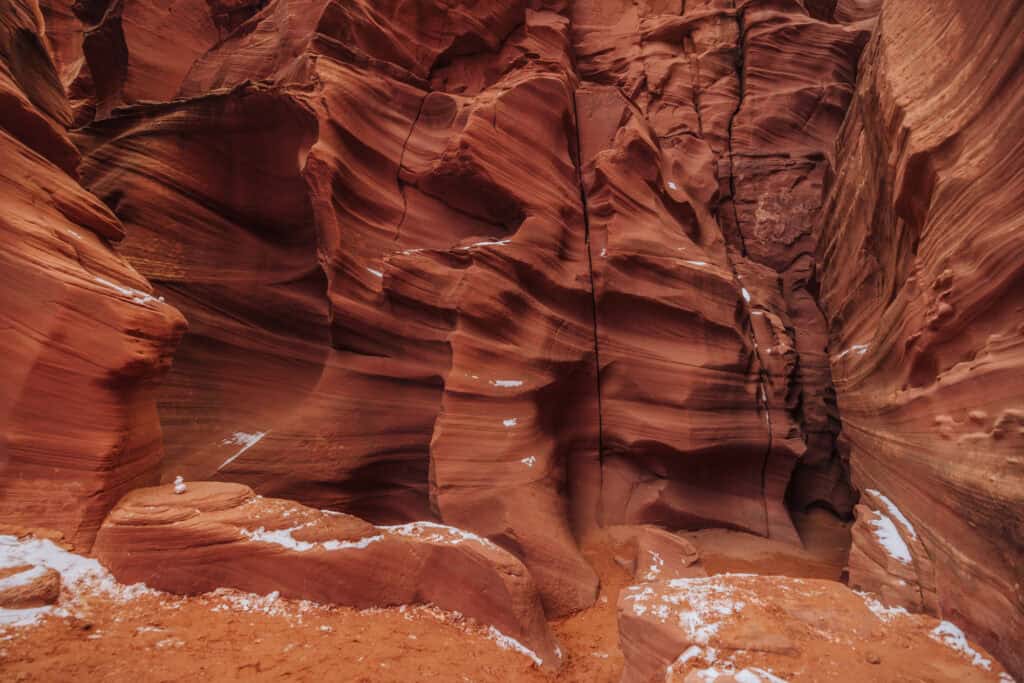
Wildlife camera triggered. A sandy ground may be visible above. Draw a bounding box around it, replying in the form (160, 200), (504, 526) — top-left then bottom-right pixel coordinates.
(0, 511), (864, 682)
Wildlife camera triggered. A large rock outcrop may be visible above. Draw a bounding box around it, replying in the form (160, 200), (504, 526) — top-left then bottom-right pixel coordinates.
(815, 0), (1024, 677)
(94, 481), (561, 668)
(0, 0), (186, 549)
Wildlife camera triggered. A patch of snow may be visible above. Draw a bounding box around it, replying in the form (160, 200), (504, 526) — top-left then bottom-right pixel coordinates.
(999, 674), (1017, 683)
(592, 652), (609, 659)
(685, 260), (708, 267)
(173, 475), (187, 494)
(0, 605), (56, 627)
(67, 229), (83, 240)
(643, 550), (665, 581)
(668, 181), (679, 190)
(321, 535), (383, 551)
(460, 239), (511, 249)
(931, 620), (992, 670)
(503, 417), (518, 428)
(491, 379), (523, 388)
(486, 626), (543, 667)
(520, 456), (537, 468)
(381, 521), (499, 550)
(0, 566), (48, 592)
(869, 510), (912, 564)
(0, 534), (154, 629)
(834, 343), (870, 360)
(94, 276), (161, 306)
(736, 668), (790, 683)
(741, 287), (751, 303)
(219, 431), (268, 470)
(135, 626), (165, 633)
(367, 268), (383, 278)
(600, 248), (607, 258)
(621, 576), (753, 646)
(155, 637), (184, 649)
(240, 524), (383, 553)
(856, 592), (910, 623)
(866, 489), (918, 540)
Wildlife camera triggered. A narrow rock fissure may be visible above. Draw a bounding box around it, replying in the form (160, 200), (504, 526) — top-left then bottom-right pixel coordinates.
(393, 92), (429, 242)
(725, 2), (749, 257)
(569, 85), (606, 482)
(718, 2), (775, 537)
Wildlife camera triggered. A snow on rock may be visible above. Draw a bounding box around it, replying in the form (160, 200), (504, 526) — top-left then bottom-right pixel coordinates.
(521, 456), (537, 468)
(856, 591), (910, 623)
(866, 489), (918, 540)
(93, 276), (164, 305)
(833, 343), (870, 360)
(219, 431), (268, 470)
(868, 510), (912, 564)
(486, 625), (545, 667)
(490, 379), (524, 388)
(381, 521), (499, 551)
(503, 417), (518, 427)
(621, 575), (754, 644)
(173, 476), (187, 494)
(240, 523), (383, 553)
(0, 534), (153, 628)
(930, 621), (993, 670)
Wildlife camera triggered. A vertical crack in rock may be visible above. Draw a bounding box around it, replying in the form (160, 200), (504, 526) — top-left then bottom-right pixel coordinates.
(719, 1), (773, 537)
(725, 1), (748, 257)
(394, 92), (428, 241)
(569, 85), (605, 482)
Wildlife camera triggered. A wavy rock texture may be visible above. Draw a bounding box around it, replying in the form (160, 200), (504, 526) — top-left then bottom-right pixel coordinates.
(94, 481), (561, 668)
(571, 0), (873, 540)
(73, 0), (602, 617)
(61, 0), (879, 616)
(815, 0), (1024, 677)
(0, 0), (186, 549)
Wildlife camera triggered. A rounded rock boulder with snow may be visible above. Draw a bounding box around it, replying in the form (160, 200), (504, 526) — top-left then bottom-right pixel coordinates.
(93, 481), (561, 669)
(617, 574), (1013, 683)
(0, 564), (61, 609)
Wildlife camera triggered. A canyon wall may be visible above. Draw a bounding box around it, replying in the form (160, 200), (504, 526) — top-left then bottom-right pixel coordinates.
(3, 0), (1021, 675)
(0, 0), (186, 548)
(36, 0), (875, 615)
(815, 0), (1024, 676)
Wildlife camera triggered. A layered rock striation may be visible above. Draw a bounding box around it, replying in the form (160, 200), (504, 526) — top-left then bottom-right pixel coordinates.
(815, 0), (1024, 676)
(0, 0), (186, 549)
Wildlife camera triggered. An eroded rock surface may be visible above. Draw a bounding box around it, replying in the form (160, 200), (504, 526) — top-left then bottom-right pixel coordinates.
(0, 0), (186, 550)
(94, 481), (561, 668)
(815, 0), (1024, 676)
(56, 0), (882, 613)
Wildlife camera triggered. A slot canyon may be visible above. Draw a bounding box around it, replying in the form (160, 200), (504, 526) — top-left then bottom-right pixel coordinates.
(0, 0), (1021, 680)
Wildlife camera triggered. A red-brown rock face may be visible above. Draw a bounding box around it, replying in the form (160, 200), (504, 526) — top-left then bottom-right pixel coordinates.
(572, 0), (872, 539)
(0, 0), (186, 549)
(815, 0), (1024, 677)
(59, 2), (879, 598)
(4, 0), (1021, 676)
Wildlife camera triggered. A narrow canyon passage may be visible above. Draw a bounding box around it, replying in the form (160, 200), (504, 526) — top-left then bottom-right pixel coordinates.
(0, 0), (1021, 681)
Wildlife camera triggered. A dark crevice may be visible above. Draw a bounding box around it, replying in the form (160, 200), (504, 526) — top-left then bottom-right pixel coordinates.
(394, 93), (429, 241)
(569, 86), (606, 483)
(725, 2), (749, 257)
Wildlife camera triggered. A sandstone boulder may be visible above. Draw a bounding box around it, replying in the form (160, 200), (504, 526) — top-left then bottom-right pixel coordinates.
(618, 574), (1012, 683)
(0, 565), (61, 609)
(94, 481), (561, 669)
